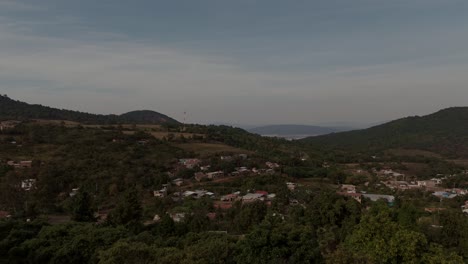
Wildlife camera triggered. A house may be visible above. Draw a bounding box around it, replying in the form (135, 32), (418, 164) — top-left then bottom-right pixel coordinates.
(266, 162), (280, 169)
(384, 181), (412, 190)
(137, 140), (149, 145)
(170, 213), (186, 223)
(20, 161), (33, 168)
(340, 184), (356, 193)
(214, 201), (234, 210)
(0, 121), (20, 131)
(380, 169), (405, 179)
(183, 191), (197, 198)
(462, 201), (468, 209)
(207, 212), (217, 220)
(430, 178), (443, 185)
(425, 208), (446, 213)
(7, 160), (33, 169)
(417, 180), (438, 188)
(221, 193), (239, 202)
(238, 154), (248, 159)
(21, 179), (36, 191)
(236, 167), (250, 173)
(451, 188), (468, 196)
(338, 192), (362, 203)
(172, 178), (184, 186)
(194, 172), (208, 182)
(206, 171), (224, 180)
(200, 165), (211, 171)
(242, 193), (265, 203)
(289, 199), (300, 206)
(69, 188), (80, 197)
(154, 187), (167, 198)
(179, 159), (201, 169)
(433, 191), (457, 199)
(220, 156), (233, 161)
(183, 190), (214, 199)
(362, 194), (395, 205)
(0, 211), (11, 219)
(286, 182), (297, 191)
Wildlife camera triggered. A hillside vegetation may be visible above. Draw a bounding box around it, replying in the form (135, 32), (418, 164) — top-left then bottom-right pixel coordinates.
(1, 98), (468, 263)
(301, 107), (468, 158)
(0, 95), (179, 125)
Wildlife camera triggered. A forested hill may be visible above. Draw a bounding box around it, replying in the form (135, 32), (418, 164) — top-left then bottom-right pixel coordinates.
(300, 107), (468, 158)
(0, 95), (179, 124)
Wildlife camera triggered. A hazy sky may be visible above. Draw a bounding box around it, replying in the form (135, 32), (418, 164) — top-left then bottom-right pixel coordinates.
(1, 0), (468, 125)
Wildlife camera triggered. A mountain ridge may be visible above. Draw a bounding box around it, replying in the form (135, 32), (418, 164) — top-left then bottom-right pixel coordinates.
(300, 107), (468, 158)
(248, 124), (352, 137)
(0, 95), (179, 125)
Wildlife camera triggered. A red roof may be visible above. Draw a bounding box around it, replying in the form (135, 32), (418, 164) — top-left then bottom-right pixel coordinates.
(337, 192), (362, 197)
(255, 191), (268, 196)
(207, 213), (217, 220)
(0, 211), (11, 219)
(214, 202), (233, 210)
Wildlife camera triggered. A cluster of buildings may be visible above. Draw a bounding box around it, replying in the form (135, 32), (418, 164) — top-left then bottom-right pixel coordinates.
(0, 120), (20, 131)
(3, 160), (37, 191)
(215, 190), (276, 209)
(380, 176), (466, 200)
(179, 158), (202, 169)
(195, 171), (224, 182)
(462, 201), (468, 214)
(6, 160), (33, 169)
(382, 179), (443, 191)
(337, 184), (395, 205)
(175, 154), (281, 184)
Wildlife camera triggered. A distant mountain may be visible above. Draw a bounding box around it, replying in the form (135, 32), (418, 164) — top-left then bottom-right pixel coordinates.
(0, 95), (179, 125)
(208, 122), (258, 130)
(248, 124), (351, 138)
(119, 110), (179, 124)
(300, 107), (468, 158)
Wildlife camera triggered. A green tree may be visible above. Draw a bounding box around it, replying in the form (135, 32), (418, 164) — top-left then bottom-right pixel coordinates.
(98, 241), (156, 264)
(71, 191), (95, 222)
(235, 222), (321, 264)
(343, 210), (428, 263)
(108, 188), (142, 231)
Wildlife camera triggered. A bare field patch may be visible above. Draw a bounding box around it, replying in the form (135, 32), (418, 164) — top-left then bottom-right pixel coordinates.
(386, 148), (443, 159)
(150, 132), (205, 139)
(173, 143), (250, 156)
(448, 159), (468, 168)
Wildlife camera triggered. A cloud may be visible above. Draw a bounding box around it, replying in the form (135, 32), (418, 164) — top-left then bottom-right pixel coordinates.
(0, 0), (42, 11)
(1, 3), (468, 125)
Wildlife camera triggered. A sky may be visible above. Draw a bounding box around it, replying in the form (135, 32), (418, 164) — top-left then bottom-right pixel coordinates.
(1, 0), (468, 126)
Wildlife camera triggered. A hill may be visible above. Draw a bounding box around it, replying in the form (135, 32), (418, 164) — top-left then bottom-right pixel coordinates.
(0, 95), (179, 124)
(119, 110), (179, 124)
(248, 124), (349, 138)
(300, 107), (468, 158)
